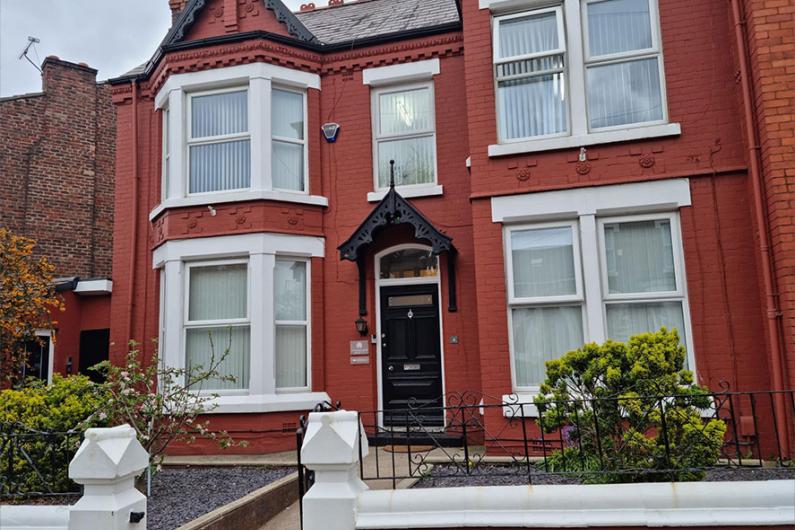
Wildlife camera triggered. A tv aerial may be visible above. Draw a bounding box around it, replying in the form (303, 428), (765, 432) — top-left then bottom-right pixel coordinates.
(19, 36), (42, 73)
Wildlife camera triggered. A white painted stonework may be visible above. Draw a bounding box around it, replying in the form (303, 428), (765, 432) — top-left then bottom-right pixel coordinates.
(299, 410), (795, 530)
(362, 59), (440, 86)
(0, 425), (149, 530)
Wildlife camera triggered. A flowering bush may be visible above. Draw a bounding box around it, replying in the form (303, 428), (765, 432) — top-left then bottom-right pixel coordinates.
(535, 328), (726, 483)
(94, 340), (247, 473)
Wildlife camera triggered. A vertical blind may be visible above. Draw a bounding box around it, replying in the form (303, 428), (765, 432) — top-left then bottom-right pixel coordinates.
(511, 226), (576, 298)
(186, 263), (250, 391)
(376, 87), (435, 188)
(189, 90), (250, 194)
(272, 89), (306, 192)
(275, 260), (308, 389)
(585, 0), (662, 129)
(496, 11), (567, 140)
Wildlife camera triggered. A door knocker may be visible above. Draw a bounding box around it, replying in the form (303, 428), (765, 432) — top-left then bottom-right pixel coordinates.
(407, 309), (414, 319)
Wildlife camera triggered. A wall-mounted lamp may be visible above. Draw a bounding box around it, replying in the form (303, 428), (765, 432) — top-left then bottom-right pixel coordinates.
(355, 317), (369, 337)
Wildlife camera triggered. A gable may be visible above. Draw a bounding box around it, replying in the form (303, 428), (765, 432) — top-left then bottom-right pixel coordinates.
(168, 0), (317, 45)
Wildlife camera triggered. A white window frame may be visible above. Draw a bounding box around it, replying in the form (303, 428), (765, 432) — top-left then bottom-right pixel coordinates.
(154, 232), (329, 414)
(499, 203), (696, 400)
(271, 86), (309, 194)
(488, 0), (679, 156)
(186, 86), (252, 197)
(162, 107), (170, 202)
(581, 0), (668, 133)
(504, 221), (586, 393)
(274, 255), (312, 393)
(183, 258), (251, 396)
(371, 81), (439, 193)
(153, 63), (327, 219)
(492, 6), (570, 142)
(597, 212), (695, 370)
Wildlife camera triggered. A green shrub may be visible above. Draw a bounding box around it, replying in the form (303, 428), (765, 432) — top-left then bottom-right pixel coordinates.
(0, 375), (108, 495)
(535, 328), (726, 483)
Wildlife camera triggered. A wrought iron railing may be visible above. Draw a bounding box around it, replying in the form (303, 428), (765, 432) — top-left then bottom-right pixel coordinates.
(353, 389), (795, 488)
(0, 423), (83, 500)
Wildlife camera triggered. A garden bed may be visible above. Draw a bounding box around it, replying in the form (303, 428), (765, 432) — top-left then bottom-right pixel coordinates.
(413, 464), (795, 488)
(148, 466), (294, 530)
(2, 466), (295, 529)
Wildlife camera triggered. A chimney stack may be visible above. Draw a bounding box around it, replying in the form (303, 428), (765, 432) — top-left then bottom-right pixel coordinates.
(169, 0), (188, 23)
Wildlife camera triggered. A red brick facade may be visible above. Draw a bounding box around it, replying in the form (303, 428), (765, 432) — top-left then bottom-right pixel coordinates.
(110, 0), (794, 454)
(0, 57), (115, 380)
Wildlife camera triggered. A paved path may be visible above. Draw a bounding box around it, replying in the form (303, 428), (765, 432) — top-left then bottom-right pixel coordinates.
(260, 446), (465, 530)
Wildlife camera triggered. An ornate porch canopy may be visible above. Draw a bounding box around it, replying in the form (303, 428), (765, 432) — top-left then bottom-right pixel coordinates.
(338, 165), (458, 315)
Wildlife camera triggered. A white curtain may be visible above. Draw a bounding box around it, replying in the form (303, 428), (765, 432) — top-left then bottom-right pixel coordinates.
(186, 263), (250, 390)
(272, 141), (305, 191)
(186, 326), (250, 390)
(512, 306), (583, 387)
(272, 89), (305, 192)
(511, 227), (576, 298)
(379, 88), (432, 135)
(586, 58), (662, 129)
(191, 90), (248, 138)
(587, 0), (652, 57)
(190, 140), (251, 193)
(603, 219), (675, 294)
(272, 89), (304, 139)
(275, 260), (308, 389)
(498, 11), (559, 59)
(377, 136), (435, 187)
(606, 302), (687, 355)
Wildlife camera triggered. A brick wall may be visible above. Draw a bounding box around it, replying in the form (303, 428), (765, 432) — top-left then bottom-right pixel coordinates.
(742, 0), (795, 391)
(0, 57), (115, 279)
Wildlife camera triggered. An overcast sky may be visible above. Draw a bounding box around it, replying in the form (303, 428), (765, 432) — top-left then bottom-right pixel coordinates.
(0, 0), (307, 97)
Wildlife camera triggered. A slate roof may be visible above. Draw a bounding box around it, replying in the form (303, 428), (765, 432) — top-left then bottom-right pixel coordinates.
(296, 0), (460, 45)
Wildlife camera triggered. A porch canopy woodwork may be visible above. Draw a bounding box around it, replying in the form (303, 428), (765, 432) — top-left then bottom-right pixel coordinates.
(338, 167), (457, 315)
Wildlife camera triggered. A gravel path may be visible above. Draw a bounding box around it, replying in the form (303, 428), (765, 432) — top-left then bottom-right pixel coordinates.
(413, 464), (795, 488)
(148, 466), (293, 530)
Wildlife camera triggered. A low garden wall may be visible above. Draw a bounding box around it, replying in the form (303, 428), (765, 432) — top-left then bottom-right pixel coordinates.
(299, 411), (795, 530)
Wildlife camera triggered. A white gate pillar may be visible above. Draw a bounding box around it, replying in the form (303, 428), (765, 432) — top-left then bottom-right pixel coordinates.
(68, 425), (149, 530)
(300, 411), (369, 530)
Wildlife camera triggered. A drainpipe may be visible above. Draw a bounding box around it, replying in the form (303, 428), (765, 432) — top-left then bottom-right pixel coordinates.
(730, 0), (790, 455)
(126, 81), (140, 346)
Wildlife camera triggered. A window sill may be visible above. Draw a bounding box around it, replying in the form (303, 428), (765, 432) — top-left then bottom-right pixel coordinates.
(488, 123), (681, 158)
(367, 185), (443, 203)
(206, 391), (331, 414)
(502, 394), (540, 418)
(150, 190), (329, 221)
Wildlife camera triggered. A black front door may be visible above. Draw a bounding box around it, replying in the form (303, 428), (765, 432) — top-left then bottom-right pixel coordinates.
(380, 284), (443, 426)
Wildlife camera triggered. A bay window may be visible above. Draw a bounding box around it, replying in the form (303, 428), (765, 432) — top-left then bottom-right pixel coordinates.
(506, 212), (693, 393)
(372, 83), (437, 190)
(154, 63), (325, 217)
(155, 233), (327, 413)
(490, 0), (674, 154)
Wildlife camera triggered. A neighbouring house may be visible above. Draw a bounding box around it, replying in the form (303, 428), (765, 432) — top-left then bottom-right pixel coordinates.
(108, 0), (795, 454)
(0, 57), (115, 384)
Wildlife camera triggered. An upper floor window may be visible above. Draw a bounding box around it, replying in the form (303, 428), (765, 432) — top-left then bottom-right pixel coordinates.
(272, 88), (306, 193)
(372, 83), (437, 190)
(188, 89), (251, 194)
(156, 63), (323, 211)
(493, 0), (667, 144)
